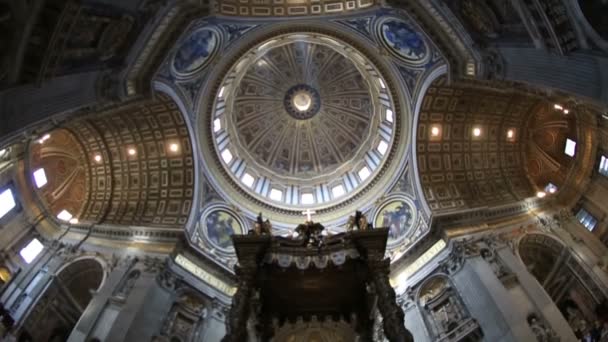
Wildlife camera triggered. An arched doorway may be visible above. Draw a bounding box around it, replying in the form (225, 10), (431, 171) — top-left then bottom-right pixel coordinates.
(519, 234), (606, 339)
(22, 258), (104, 341)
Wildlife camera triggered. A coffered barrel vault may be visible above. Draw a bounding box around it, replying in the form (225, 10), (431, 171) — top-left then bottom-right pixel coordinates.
(416, 77), (538, 213)
(0, 1), (607, 341)
(29, 93), (195, 228)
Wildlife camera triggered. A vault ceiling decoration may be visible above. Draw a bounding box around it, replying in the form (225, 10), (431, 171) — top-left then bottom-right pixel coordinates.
(525, 103), (578, 194)
(28, 94), (195, 229)
(416, 76), (598, 215)
(416, 77), (538, 213)
(5, 0), (600, 299)
(151, 9), (445, 267)
(3, 0), (155, 87)
(212, 33), (394, 210)
(30, 129), (90, 221)
(214, 0), (378, 17)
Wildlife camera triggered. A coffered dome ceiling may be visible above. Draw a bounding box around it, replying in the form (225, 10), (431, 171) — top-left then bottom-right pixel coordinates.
(208, 33), (397, 215)
(232, 38), (375, 179)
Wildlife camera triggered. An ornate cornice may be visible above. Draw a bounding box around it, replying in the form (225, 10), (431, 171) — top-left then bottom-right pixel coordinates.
(126, 3), (209, 98)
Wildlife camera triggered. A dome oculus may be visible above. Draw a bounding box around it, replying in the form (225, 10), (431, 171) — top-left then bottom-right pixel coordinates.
(283, 84), (321, 120)
(211, 33), (396, 210)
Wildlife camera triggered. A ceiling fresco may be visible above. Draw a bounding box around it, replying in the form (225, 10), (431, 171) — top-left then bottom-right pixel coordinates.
(232, 38), (375, 178)
(1, 0), (600, 312)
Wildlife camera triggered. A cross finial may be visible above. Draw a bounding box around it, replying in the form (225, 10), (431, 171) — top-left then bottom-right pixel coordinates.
(301, 209), (316, 222)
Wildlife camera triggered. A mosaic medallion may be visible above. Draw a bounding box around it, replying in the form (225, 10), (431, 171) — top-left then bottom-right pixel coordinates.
(378, 17), (429, 65)
(172, 27), (219, 77)
(202, 208), (243, 251)
(373, 195), (416, 244)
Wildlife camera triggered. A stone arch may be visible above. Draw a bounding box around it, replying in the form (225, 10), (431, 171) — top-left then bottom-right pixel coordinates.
(22, 257), (105, 341)
(153, 80), (200, 234)
(518, 233), (607, 338)
(517, 233), (566, 284)
(411, 64), (447, 217)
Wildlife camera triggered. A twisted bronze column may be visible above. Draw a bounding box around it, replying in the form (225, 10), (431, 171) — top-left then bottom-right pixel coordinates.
(222, 266), (257, 342)
(368, 259), (413, 342)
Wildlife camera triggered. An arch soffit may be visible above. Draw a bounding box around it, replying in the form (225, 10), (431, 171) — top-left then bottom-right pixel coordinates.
(23, 93), (197, 235)
(54, 255), (108, 291)
(567, 0), (608, 52)
(410, 64), (447, 219)
(515, 232), (566, 266)
(154, 80), (201, 236)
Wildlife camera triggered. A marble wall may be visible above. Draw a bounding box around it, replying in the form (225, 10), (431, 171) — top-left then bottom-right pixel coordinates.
(388, 235), (584, 342)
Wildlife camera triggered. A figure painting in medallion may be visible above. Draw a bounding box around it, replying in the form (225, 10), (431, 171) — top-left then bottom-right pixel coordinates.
(375, 200), (414, 241)
(173, 28), (217, 75)
(205, 210), (242, 249)
(380, 19), (428, 64)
